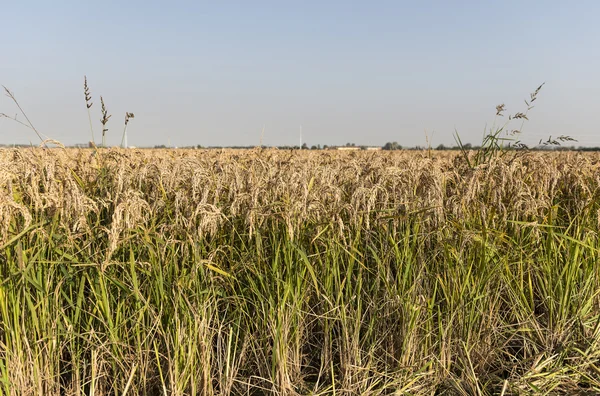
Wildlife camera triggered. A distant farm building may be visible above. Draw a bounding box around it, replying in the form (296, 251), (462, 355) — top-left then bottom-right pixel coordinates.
(334, 146), (381, 151)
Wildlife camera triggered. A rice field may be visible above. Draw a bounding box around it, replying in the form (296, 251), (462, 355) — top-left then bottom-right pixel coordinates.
(1, 147), (600, 395)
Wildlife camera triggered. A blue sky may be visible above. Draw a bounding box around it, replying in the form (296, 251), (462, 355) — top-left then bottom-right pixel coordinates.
(1, 1), (599, 147)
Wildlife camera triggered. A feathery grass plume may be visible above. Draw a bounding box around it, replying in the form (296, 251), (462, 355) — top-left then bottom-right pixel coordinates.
(495, 103), (506, 116)
(1, 85), (47, 147)
(83, 76), (96, 146)
(454, 83), (552, 169)
(100, 96), (111, 147)
(120, 112), (134, 148)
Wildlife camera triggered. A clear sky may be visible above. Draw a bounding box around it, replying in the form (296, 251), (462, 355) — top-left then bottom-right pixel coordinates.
(1, 1), (599, 148)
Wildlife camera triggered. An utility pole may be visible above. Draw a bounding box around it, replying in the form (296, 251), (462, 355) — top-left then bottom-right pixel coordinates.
(299, 125), (303, 149)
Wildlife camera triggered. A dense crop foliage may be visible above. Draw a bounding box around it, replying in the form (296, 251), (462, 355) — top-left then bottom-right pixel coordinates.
(1, 148), (600, 395)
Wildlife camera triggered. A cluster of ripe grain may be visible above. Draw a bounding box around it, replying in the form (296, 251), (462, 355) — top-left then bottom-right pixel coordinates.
(1, 149), (599, 253)
(3, 148), (600, 394)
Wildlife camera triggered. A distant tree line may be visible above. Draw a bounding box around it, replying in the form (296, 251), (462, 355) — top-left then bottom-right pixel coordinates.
(50, 142), (600, 151)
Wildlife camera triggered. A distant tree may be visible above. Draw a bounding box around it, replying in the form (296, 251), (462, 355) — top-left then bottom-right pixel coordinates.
(436, 144), (447, 150)
(323, 145), (329, 149)
(301, 143), (308, 150)
(310, 145), (318, 150)
(345, 142), (356, 147)
(383, 141), (402, 150)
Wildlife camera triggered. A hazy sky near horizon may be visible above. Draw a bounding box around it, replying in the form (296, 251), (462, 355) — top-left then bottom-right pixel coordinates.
(1, 1), (599, 148)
